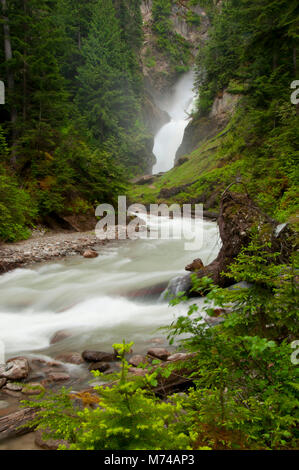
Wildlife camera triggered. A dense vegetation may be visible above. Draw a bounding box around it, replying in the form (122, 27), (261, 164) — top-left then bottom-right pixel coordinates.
(0, 0), (152, 241)
(132, 0), (299, 223)
(151, 0), (193, 73)
(23, 242), (299, 449)
(1, 0), (298, 451)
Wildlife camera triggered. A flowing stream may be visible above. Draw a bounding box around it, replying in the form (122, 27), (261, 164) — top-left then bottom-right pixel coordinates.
(0, 216), (220, 359)
(0, 72), (220, 362)
(152, 71), (196, 173)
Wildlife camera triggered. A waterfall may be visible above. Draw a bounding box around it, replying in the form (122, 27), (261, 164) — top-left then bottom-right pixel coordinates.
(152, 71), (196, 174)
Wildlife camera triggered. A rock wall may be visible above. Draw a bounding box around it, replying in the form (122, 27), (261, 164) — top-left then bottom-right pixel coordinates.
(175, 90), (239, 161)
(140, 0), (209, 96)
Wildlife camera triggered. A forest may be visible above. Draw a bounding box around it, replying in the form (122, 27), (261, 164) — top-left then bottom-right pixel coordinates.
(0, 0), (151, 242)
(0, 0), (298, 453)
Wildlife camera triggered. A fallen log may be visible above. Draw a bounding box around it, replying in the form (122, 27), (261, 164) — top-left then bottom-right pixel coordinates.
(0, 407), (36, 441)
(152, 353), (197, 396)
(167, 191), (297, 298)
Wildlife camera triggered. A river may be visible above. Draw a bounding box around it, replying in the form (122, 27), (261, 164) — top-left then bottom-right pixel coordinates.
(0, 215), (220, 360)
(0, 72), (219, 363)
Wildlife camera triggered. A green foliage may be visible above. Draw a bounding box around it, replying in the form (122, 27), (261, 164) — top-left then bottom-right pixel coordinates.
(195, 0), (298, 115)
(0, 0), (151, 241)
(21, 239), (298, 450)
(152, 0), (192, 72)
(22, 341), (191, 450)
(166, 239), (299, 449)
(0, 127), (35, 241)
(0, 169), (35, 242)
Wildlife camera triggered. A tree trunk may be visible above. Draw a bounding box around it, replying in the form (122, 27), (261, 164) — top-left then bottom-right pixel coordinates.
(0, 408), (36, 441)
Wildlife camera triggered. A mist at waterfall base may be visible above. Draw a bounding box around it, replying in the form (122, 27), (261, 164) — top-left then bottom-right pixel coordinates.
(0, 215), (220, 359)
(152, 71), (196, 174)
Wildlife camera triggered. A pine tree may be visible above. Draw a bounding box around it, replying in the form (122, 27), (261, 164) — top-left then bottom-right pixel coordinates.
(75, 0), (138, 141)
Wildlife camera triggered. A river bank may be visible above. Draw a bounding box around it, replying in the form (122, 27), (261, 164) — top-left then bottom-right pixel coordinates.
(0, 227), (128, 275)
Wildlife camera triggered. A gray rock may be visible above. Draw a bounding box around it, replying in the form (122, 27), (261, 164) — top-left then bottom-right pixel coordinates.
(4, 382), (23, 392)
(0, 358), (30, 381)
(128, 368), (146, 377)
(47, 372), (70, 382)
(129, 355), (147, 367)
(55, 352), (84, 365)
(82, 350), (117, 363)
(147, 348), (170, 361)
(165, 274), (192, 299)
(88, 362), (110, 373)
(2, 389), (22, 398)
(35, 430), (69, 450)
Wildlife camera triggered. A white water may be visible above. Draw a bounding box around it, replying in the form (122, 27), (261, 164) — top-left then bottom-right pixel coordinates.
(152, 71), (196, 173)
(0, 215), (220, 358)
(0, 73), (219, 361)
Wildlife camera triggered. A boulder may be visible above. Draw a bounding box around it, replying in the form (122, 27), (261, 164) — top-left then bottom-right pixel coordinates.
(2, 389), (22, 398)
(82, 350), (117, 363)
(128, 368), (146, 377)
(55, 352), (84, 365)
(129, 355), (148, 367)
(88, 362), (110, 373)
(147, 348), (170, 361)
(47, 372), (70, 382)
(4, 383), (23, 392)
(35, 430), (69, 450)
(0, 358), (30, 381)
(83, 249), (98, 259)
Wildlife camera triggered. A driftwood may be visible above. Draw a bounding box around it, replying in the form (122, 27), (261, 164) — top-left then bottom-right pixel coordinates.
(153, 366), (196, 396)
(0, 407), (36, 441)
(153, 353), (198, 396)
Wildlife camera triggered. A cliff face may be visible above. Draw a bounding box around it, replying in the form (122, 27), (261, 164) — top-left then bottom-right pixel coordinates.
(140, 0), (209, 96)
(175, 90), (239, 162)
(139, 1), (210, 172)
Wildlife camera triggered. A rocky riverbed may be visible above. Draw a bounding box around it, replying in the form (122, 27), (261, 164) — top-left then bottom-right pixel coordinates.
(0, 227), (128, 274)
(0, 338), (195, 449)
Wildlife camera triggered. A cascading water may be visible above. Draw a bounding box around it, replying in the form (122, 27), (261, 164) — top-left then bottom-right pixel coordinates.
(0, 215), (220, 359)
(152, 71), (196, 174)
(0, 73), (220, 363)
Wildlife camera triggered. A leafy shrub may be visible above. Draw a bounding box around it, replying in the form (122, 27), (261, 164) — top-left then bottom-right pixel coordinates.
(167, 239), (299, 449)
(22, 342), (191, 450)
(0, 171), (36, 242)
